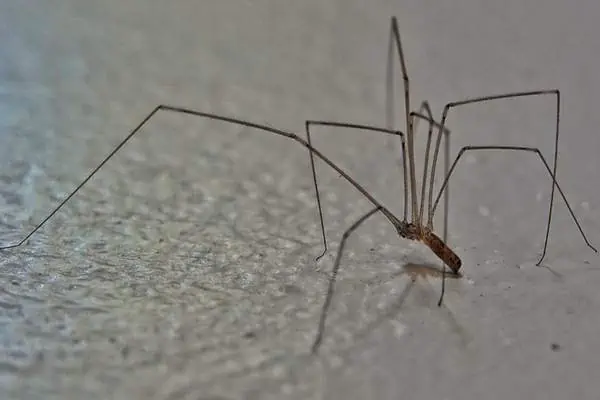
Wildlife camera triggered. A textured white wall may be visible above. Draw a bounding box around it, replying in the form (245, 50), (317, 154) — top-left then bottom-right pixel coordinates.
(1, 1), (599, 399)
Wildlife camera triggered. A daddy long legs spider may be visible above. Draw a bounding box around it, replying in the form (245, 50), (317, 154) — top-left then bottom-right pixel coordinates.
(305, 17), (597, 352)
(0, 17), (596, 356)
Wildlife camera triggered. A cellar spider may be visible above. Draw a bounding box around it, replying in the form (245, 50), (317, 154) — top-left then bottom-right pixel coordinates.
(0, 17), (596, 356)
(305, 17), (596, 352)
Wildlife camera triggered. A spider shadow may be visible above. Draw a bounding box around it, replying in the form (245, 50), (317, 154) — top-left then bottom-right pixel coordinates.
(312, 260), (468, 355)
(351, 262), (465, 344)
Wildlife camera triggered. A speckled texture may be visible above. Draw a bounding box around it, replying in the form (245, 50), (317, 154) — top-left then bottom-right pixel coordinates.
(1, 1), (600, 399)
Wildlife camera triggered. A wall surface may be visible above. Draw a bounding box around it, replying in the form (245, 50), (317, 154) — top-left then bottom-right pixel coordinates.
(1, 1), (600, 399)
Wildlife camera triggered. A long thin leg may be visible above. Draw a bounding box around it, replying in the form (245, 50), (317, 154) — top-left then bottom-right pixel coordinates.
(311, 205), (382, 354)
(305, 121), (404, 261)
(305, 115), (448, 261)
(410, 103), (452, 308)
(440, 130), (451, 305)
(428, 90), (563, 266)
(438, 263), (447, 307)
(431, 145), (598, 263)
(0, 105), (403, 250)
(411, 102), (435, 228)
(387, 16), (452, 239)
(388, 16), (417, 223)
(408, 105), (452, 239)
(393, 102), (450, 225)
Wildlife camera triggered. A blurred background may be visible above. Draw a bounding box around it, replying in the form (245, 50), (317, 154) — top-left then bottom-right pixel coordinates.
(1, 1), (600, 399)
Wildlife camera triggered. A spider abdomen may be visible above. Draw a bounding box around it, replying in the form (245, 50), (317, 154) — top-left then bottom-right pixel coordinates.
(421, 229), (462, 273)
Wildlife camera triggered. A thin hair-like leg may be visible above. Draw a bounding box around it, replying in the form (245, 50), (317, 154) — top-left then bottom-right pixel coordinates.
(411, 102), (435, 228)
(387, 17), (452, 248)
(389, 101), (451, 226)
(435, 122), (452, 307)
(431, 145), (598, 259)
(305, 114), (450, 261)
(1, 105), (404, 250)
(434, 143), (597, 306)
(387, 16), (417, 223)
(427, 90), (596, 265)
(305, 121), (405, 262)
(407, 102), (452, 307)
(407, 105), (452, 240)
(407, 103), (453, 307)
(311, 205), (382, 354)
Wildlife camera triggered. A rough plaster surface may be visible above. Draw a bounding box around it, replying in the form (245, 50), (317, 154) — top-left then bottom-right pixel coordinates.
(1, 1), (600, 399)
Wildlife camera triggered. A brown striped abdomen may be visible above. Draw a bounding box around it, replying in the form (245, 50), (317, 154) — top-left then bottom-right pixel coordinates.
(422, 230), (462, 273)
